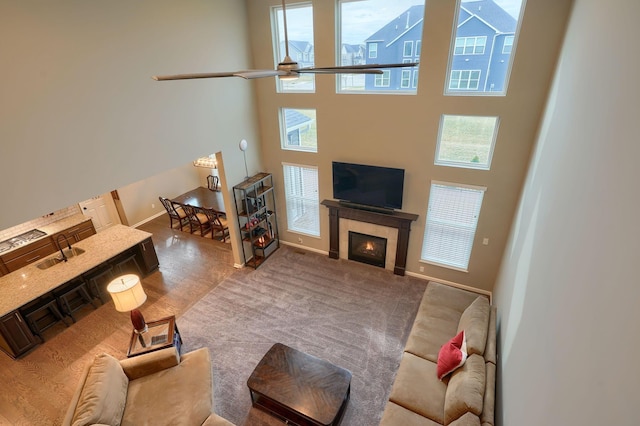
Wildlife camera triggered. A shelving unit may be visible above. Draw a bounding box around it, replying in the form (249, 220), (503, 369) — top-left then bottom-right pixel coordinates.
(233, 172), (280, 268)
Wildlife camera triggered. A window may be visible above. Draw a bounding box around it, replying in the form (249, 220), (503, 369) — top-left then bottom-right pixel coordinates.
(421, 182), (485, 271)
(502, 35), (514, 54)
(435, 115), (499, 170)
(415, 40), (422, 57)
(283, 163), (320, 237)
(412, 70), (419, 88)
(338, 0), (425, 93)
(374, 70), (391, 87)
(401, 70), (411, 88)
(446, 0), (524, 95)
(454, 36), (487, 55)
(449, 70), (481, 90)
(368, 42), (378, 59)
(280, 108), (317, 152)
(272, 2), (315, 93)
(403, 41), (414, 57)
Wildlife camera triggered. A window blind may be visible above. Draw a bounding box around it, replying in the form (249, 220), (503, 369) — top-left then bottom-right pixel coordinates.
(421, 182), (485, 270)
(283, 163), (320, 237)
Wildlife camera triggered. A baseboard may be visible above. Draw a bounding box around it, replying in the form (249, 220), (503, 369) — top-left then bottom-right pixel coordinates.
(404, 271), (492, 303)
(131, 211), (166, 229)
(280, 240), (328, 256)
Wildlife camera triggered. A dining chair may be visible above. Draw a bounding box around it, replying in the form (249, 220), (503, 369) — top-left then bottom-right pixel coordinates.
(202, 208), (230, 242)
(207, 175), (220, 191)
(183, 205), (211, 236)
(159, 197), (188, 231)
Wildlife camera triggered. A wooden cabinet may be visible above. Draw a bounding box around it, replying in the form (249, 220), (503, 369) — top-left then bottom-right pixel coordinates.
(53, 219), (96, 244)
(135, 237), (159, 275)
(0, 311), (38, 359)
(233, 172), (280, 269)
(1, 238), (58, 273)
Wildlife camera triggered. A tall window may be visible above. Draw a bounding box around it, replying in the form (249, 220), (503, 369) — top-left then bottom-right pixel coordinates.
(401, 70), (411, 88)
(280, 108), (318, 152)
(421, 182), (485, 271)
(283, 164), (320, 237)
(446, 0), (524, 95)
(338, 0), (425, 93)
(435, 115), (499, 170)
(272, 2), (315, 93)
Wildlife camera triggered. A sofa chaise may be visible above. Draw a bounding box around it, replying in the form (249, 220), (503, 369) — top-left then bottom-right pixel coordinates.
(380, 281), (497, 426)
(63, 346), (234, 426)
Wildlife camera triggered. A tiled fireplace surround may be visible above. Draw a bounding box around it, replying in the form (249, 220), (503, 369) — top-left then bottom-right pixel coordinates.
(322, 200), (419, 276)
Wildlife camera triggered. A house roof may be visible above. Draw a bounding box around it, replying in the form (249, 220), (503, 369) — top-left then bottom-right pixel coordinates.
(287, 40), (313, 54)
(459, 0), (517, 33)
(285, 109), (313, 129)
(342, 44), (364, 54)
(365, 5), (425, 45)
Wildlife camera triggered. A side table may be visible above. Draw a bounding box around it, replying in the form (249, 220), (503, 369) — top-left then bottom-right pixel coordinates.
(127, 315), (182, 358)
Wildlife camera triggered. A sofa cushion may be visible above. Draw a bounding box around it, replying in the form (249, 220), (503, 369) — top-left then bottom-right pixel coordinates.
(456, 296), (490, 356)
(380, 401), (443, 426)
(481, 362), (496, 426)
(444, 354), (485, 424)
(389, 352), (447, 424)
(437, 330), (468, 380)
(449, 412), (481, 426)
(121, 347), (213, 426)
(71, 353), (129, 426)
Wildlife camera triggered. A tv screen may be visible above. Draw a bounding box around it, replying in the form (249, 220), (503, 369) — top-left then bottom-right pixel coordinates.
(332, 161), (405, 210)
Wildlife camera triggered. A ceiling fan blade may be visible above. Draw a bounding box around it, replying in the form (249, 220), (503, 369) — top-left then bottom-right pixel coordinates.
(152, 69), (284, 81)
(299, 62), (419, 73)
(297, 68), (383, 75)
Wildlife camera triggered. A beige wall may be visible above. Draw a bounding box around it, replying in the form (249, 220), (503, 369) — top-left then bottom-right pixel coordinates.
(493, 0), (640, 424)
(247, 0), (572, 290)
(0, 0), (261, 238)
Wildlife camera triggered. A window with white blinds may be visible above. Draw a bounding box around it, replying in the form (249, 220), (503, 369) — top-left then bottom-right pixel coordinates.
(282, 163), (320, 237)
(421, 181), (485, 271)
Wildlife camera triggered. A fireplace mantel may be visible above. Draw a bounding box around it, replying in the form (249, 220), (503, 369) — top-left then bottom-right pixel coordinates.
(321, 200), (419, 276)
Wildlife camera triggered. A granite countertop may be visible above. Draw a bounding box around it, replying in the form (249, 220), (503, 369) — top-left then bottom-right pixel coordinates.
(0, 224), (152, 317)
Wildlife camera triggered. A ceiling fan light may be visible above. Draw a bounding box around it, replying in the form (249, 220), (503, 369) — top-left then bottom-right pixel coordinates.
(278, 74), (299, 81)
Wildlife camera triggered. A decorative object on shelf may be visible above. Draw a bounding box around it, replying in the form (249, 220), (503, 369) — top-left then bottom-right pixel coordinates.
(239, 139), (249, 179)
(193, 156), (217, 169)
(107, 274), (149, 344)
(233, 173), (280, 269)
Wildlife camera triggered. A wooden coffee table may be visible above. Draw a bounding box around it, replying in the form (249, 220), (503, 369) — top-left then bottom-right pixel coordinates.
(247, 343), (352, 426)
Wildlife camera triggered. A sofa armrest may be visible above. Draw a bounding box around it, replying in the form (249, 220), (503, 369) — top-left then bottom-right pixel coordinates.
(119, 346), (180, 380)
(202, 413), (236, 426)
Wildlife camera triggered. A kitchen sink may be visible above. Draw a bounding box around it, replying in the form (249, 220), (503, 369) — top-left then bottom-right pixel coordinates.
(36, 247), (86, 270)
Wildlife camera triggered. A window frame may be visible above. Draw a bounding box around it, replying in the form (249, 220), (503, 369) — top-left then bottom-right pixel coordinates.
(401, 69), (412, 88)
(403, 40), (414, 57)
(279, 108), (318, 153)
(449, 69), (481, 90)
(420, 181), (486, 271)
(454, 36), (487, 55)
(374, 70), (391, 87)
(434, 115), (500, 170)
(282, 163), (320, 237)
(368, 42), (378, 59)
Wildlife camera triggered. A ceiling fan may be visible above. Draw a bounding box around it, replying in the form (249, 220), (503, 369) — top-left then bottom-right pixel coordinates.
(152, 0), (418, 81)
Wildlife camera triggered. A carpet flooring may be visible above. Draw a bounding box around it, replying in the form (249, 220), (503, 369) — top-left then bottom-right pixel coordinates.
(178, 245), (428, 426)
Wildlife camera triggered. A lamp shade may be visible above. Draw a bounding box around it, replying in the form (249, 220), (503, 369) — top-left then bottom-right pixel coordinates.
(193, 156), (217, 168)
(107, 274), (147, 312)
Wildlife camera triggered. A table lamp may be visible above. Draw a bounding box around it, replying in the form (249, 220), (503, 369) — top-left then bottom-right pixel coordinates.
(107, 274), (148, 335)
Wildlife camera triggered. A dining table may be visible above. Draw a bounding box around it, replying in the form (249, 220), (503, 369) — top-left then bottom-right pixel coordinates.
(171, 187), (225, 214)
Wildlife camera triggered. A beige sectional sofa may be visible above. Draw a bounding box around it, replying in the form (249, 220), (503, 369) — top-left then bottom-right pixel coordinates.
(63, 346), (234, 426)
(380, 281), (497, 426)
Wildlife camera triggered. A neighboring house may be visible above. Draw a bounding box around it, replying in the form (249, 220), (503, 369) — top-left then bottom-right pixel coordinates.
(451, 0), (516, 92)
(284, 109), (314, 146)
(364, 0), (516, 92)
(279, 40), (314, 67)
(341, 44), (365, 66)
(364, 5), (424, 91)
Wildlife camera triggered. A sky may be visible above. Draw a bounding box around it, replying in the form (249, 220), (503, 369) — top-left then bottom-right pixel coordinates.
(281, 0), (523, 44)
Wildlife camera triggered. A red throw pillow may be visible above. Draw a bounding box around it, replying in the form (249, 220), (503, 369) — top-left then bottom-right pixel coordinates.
(436, 330), (468, 380)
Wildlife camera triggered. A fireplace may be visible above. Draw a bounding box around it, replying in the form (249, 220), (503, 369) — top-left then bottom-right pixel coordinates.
(348, 231), (387, 268)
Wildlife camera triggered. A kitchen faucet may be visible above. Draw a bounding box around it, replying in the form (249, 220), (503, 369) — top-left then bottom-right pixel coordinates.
(56, 234), (72, 262)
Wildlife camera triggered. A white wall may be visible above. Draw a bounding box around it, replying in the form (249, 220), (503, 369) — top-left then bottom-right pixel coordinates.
(493, 1), (640, 424)
(0, 0), (261, 232)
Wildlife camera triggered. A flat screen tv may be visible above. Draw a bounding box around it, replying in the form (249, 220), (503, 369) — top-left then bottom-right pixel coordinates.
(332, 161), (405, 210)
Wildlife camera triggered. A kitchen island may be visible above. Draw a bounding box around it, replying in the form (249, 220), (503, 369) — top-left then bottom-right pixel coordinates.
(0, 224), (158, 358)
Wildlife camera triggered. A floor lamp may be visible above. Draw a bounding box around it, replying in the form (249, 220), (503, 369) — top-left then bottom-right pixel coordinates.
(239, 139), (249, 179)
(107, 274), (149, 347)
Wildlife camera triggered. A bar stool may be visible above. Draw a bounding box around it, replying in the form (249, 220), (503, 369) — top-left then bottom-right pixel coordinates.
(53, 278), (98, 323)
(111, 252), (142, 276)
(83, 265), (114, 304)
(20, 294), (70, 342)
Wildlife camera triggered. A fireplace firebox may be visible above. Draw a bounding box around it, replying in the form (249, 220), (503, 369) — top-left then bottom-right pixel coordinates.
(348, 231), (387, 268)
